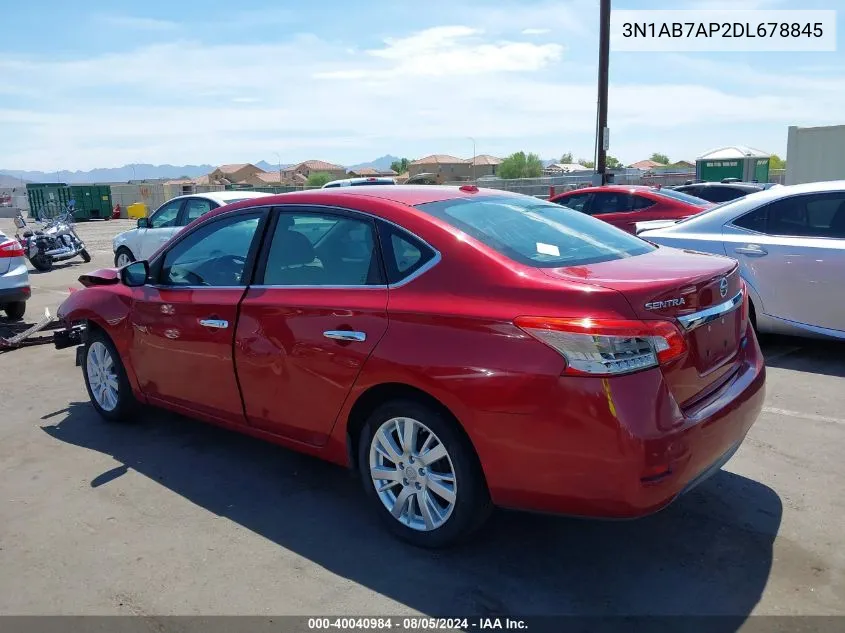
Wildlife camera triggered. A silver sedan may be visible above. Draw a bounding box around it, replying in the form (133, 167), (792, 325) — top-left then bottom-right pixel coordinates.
(639, 180), (845, 340)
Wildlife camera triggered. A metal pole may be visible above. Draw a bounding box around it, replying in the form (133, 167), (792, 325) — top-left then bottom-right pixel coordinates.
(274, 152), (282, 185)
(596, 0), (611, 185)
(468, 137), (476, 182)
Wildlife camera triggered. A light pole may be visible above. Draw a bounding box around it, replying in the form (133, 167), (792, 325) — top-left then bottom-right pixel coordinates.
(274, 152), (282, 185)
(467, 137), (476, 182)
(596, 0), (611, 185)
(131, 165), (137, 182)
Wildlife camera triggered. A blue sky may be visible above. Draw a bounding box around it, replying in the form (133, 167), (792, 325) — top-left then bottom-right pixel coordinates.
(0, 0), (842, 170)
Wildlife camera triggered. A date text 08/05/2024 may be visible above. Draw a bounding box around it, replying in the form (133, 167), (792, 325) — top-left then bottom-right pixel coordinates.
(307, 617), (528, 630)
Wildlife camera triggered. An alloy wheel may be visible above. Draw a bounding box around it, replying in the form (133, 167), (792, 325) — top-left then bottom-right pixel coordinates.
(87, 341), (119, 412)
(368, 417), (457, 531)
(116, 252), (132, 267)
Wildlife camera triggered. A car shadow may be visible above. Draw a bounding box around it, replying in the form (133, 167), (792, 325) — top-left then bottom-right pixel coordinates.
(759, 333), (845, 378)
(42, 402), (781, 625)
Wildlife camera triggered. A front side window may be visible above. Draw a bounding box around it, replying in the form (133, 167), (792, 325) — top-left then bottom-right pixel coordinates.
(262, 212), (382, 286)
(161, 213), (262, 287)
(631, 195), (657, 210)
(149, 200), (182, 228)
(416, 195), (654, 268)
(556, 193), (591, 212)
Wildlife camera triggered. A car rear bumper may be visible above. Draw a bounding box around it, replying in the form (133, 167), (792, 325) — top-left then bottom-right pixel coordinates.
(470, 330), (766, 518)
(0, 260), (31, 304)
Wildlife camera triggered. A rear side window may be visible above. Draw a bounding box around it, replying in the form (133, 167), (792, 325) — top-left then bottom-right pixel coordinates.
(737, 193), (845, 238)
(377, 222), (436, 283)
(416, 195), (654, 268)
(589, 192), (632, 215)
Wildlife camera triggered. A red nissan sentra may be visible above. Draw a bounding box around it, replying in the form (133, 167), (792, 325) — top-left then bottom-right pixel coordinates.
(54, 185), (765, 548)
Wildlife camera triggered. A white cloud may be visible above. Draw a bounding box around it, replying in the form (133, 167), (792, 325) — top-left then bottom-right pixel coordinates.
(95, 15), (177, 31)
(0, 22), (842, 170)
(521, 28), (551, 35)
(314, 26), (565, 79)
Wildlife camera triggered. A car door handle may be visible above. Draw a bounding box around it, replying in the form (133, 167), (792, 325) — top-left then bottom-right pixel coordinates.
(199, 319), (229, 329)
(323, 330), (366, 342)
(735, 245), (768, 257)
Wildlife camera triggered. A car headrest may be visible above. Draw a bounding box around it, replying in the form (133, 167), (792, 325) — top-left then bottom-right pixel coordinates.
(273, 230), (315, 267)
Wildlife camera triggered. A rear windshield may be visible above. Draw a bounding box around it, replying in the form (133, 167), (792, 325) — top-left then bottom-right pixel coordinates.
(653, 188), (710, 206)
(416, 195), (655, 268)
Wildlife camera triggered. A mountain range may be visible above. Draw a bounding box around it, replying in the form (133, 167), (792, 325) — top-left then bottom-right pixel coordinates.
(1, 154), (561, 185)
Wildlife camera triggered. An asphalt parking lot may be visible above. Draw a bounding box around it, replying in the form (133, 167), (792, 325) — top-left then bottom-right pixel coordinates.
(1, 218), (844, 620)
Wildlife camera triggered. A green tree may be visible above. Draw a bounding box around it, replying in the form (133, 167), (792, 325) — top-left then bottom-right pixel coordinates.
(306, 172), (334, 188)
(577, 158), (595, 168)
(560, 152), (573, 164)
(769, 154), (786, 170)
(390, 158), (412, 174)
(498, 151), (544, 179)
(650, 152), (670, 165)
(606, 155), (622, 169)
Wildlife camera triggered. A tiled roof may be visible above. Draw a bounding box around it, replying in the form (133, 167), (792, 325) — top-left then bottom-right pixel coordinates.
(470, 154), (502, 166)
(410, 154), (467, 165)
(254, 172), (284, 183)
(629, 159), (666, 169)
(216, 163), (261, 174)
(297, 160), (345, 171)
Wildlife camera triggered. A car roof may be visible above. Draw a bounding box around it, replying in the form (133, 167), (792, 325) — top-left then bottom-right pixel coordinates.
(220, 185), (525, 209)
(557, 185), (657, 194)
(323, 176), (396, 187)
(168, 191), (274, 205)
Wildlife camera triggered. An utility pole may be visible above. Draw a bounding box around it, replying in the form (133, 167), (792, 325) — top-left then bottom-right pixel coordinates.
(274, 152), (282, 185)
(596, 0), (611, 185)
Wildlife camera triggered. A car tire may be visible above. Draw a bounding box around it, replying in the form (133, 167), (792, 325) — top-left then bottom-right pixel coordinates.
(81, 249), (91, 263)
(114, 247), (135, 268)
(82, 328), (137, 423)
(3, 301), (25, 320)
(358, 398), (492, 548)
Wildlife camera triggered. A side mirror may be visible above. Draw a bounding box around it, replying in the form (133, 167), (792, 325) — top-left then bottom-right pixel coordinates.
(120, 260), (149, 287)
(137, 217), (150, 229)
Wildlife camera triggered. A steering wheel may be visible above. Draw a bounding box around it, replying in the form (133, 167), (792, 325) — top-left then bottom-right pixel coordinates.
(201, 253), (247, 285)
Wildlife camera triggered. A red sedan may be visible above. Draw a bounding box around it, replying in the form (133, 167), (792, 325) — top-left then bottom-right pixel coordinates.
(54, 185), (765, 548)
(550, 185), (713, 233)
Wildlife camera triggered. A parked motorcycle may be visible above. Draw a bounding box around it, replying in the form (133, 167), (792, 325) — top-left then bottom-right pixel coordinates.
(14, 206), (90, 272)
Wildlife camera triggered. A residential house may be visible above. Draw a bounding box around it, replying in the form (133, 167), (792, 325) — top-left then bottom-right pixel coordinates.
(543, 162), (592, 176)
(254, 171), (286, 186)
(281, 160), (347, 184)
(468, 155), (502, 178)
(347, 167), (398, 178)
(628, 159), (667, 171)
(207, 163), (266, 185)
(409, 155), (471, 182)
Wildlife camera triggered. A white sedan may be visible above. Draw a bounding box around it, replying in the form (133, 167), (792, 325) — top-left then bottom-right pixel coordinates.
(112, 191), (273, 266)
(640, 180), (845, 340)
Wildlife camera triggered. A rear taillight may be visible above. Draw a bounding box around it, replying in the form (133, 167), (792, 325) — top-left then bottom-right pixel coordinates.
(514, 316), (687, 376)
(0, 239), (24, 258)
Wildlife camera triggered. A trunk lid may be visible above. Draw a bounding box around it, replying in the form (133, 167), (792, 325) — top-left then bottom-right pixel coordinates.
(543, 247), (744, 408)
